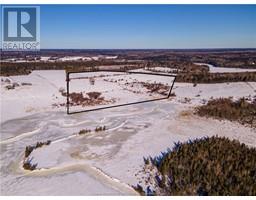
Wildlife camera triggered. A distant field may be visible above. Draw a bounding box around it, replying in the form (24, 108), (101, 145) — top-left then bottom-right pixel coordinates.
(1, 49), (256, 84)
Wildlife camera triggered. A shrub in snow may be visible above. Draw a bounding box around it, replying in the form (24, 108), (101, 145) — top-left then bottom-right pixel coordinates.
(23, 158), (37, 171)
(78, 129), (91, 135)
(95, 126), (106, 132)
(21, 82), (32, 86)
(87, 92), (101, 99)
(4, 78), (11, 83)
(5, 85), (15, 90)
(89, 77), (95, 85)
(59, 87), (66, 96)
(12, 82), (19, 87)
(169, 92), (176, 97)
(25, 145), (35, 158)
(23, 140), (51, 170)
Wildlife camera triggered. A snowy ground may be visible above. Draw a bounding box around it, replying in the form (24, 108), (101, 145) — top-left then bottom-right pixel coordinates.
(69, 71), (173, 113)
(0, 69), (256, 195)
(195, 63), (256, 73)
(1, 55), (118, 63)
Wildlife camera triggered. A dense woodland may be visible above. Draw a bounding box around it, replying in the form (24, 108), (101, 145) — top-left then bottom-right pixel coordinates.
(134, 136), (256, 195)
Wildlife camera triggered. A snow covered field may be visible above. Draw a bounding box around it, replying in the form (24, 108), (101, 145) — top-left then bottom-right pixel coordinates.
(1, 70), (256, 195)
(1, 55), (118, 63)
(68, 71), (173, 113)
(195, 63), (256, 73)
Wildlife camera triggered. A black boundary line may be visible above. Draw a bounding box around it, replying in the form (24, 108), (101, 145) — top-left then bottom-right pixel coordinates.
(66, 70), (176, 115)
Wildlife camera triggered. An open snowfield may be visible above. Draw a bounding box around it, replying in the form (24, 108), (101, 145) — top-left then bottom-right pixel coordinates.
(1, 69), (256, 195)
(195, 63), (256, 73)
(1, 55), (118, 63)
(68, 71), (173, 113)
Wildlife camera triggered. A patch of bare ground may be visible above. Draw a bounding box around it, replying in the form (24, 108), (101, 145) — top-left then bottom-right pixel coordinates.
(178, 109), (194, 118)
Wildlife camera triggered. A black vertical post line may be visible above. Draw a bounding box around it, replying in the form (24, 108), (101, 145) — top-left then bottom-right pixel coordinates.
(66, 70), (177, 115)
(66, 72), (70, 114)
(168, 75), (177, 98)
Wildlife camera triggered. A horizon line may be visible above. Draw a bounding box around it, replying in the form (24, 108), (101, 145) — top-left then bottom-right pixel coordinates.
(1, 47), (256, 51)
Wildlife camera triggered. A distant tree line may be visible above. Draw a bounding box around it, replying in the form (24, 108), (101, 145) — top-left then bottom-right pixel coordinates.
(0, 60), (141, 76)
(176, 71), (256, 83)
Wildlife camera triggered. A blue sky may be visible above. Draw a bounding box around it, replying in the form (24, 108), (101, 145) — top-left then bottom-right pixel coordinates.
(3, 5), (256, 49)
